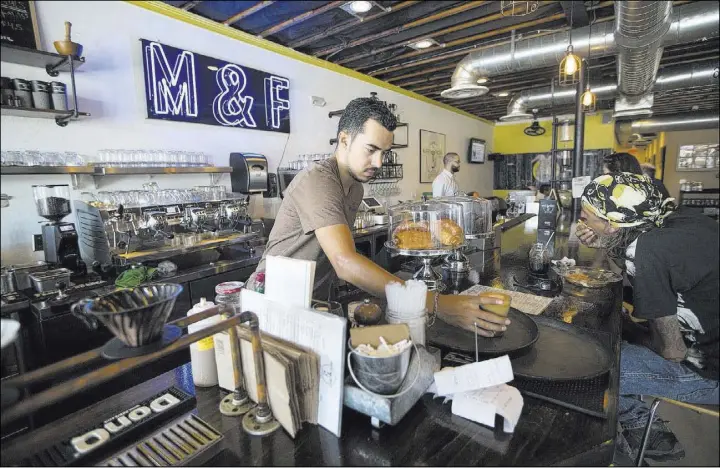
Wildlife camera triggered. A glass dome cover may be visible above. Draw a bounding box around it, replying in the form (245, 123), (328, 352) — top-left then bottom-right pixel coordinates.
(434, 196), (493, 238)
(386, 200), (465, 254)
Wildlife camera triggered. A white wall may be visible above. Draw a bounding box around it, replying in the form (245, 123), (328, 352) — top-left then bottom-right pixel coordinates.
(0, 1), (494, 265)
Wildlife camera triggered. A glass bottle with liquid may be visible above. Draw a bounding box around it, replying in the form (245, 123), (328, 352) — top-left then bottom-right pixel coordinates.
(529, 242), (551, 274)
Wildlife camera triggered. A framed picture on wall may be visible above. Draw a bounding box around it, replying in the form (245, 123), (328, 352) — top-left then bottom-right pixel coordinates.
(676, 143), (719, 171)
(468, 138), (486, 164)
(419, 129), (446, 183)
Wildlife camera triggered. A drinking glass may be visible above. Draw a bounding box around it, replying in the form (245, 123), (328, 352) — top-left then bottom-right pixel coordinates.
(312, 300), (343, 318)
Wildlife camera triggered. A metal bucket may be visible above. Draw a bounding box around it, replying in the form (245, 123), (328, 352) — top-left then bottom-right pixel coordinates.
(347, 338), (412, 396)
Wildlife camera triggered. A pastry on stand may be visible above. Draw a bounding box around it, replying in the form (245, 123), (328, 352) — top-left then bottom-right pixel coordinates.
(385, 201), (466, 291)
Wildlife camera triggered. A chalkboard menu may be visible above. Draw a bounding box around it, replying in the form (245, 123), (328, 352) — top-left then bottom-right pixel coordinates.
(0, 1), (40, 50)
(141, 39), (291, 134)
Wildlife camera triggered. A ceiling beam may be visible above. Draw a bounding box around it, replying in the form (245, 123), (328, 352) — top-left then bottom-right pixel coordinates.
(224, 1), (275, 26)
(288, 1), (419, 49)
(257, 1), (345, 39)
(181, 0), (202, 11)
(336, 3), (556, 66)
(312, 1), (488, 58)
(560, 1), (589, 27)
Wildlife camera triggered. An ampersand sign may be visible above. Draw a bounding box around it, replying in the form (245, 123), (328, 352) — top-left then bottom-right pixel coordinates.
(213, 64), (257, 127)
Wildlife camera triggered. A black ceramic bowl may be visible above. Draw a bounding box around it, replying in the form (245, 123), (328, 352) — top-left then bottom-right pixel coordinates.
(72, 284), (183, 347)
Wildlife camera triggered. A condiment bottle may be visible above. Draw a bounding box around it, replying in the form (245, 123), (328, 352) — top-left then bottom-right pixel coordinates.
(215, 281), (244, 314)
(354, 298), (383, 327)
(187, 298), (221, 387)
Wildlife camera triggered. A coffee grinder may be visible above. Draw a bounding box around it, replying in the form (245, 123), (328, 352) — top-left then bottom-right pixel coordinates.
(33, 185), (86, 277)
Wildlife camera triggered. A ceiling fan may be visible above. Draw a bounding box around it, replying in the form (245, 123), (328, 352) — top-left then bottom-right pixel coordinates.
(523, 110), (546, 136)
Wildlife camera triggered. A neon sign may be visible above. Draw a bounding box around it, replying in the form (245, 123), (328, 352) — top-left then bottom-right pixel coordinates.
(141, 39), (290, 133)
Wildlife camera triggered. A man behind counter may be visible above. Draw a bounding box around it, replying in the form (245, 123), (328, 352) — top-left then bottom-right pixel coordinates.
(247, 97), (508, 336)
(432, 152), (462, 198)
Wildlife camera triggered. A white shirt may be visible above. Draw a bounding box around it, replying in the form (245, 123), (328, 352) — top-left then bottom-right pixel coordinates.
(432, 169), (460, 198)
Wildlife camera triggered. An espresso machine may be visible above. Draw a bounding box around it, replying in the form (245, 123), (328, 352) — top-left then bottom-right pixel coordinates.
(33, 185), (86, 277)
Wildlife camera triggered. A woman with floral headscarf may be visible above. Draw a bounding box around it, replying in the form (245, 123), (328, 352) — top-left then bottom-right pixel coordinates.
(578, 172), (719, 462)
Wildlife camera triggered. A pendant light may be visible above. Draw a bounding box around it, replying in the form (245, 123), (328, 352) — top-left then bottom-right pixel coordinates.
(581, 84), (596, 111)
(580, 26), (596, 111)
(559, 2), (580, 86)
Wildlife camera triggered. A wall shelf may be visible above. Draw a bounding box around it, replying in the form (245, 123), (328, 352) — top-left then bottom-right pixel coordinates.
(0, 105), (89, 126)
(1, 44), (87, 126)
(0, 165), (233, 189)
(0, 44), (85, 76)
(0, 166), (95, 175)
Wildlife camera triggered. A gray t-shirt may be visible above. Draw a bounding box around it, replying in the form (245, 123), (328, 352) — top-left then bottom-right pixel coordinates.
(254, 158), (363, 298)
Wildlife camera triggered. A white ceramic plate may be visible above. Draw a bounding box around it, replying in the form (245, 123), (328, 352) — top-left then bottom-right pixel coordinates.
(1, 319), (21, 350)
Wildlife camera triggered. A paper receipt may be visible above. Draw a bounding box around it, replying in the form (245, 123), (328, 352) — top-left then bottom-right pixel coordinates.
(451, 384), (524, 433)
(433, 355), (514, 397)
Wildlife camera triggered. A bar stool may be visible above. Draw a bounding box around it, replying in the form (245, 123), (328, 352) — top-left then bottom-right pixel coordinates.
(636, 398), (720, 466)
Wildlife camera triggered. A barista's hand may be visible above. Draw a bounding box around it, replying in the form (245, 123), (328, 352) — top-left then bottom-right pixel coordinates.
(437, 294), (511, 337)
(576, 222), (602, 248)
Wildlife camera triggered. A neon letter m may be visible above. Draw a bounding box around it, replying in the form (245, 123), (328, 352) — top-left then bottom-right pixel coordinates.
(145, 42), (198, 117)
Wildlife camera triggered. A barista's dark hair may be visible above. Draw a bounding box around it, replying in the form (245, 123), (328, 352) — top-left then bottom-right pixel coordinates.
(603, 152), (642, 175)
(336, 97), (397, 142)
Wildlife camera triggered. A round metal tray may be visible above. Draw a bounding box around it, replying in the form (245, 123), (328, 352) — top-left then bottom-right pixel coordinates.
(510, 316), (612, 380)
(385, 242), (462, 257)
(428, 308), (539, 356)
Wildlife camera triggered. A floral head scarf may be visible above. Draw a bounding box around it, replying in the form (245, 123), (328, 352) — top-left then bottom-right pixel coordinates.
(581, 172), (676, 228)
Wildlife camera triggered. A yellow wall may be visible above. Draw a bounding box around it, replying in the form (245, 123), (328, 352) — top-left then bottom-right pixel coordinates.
(492, 114), (615, 154)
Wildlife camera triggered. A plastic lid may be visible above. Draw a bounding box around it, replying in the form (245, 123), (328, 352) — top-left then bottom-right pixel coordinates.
(215, 281), (244, 295)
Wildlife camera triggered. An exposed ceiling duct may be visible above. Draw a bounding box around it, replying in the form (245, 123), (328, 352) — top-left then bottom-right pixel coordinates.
(613, 1), (674, 118)
(615, 112), (720, 145)
(500, 60), (719, 121)
(443, 1), (719, 99)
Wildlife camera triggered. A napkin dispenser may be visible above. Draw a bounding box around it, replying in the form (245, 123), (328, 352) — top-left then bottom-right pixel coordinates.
(230, 153), (268, 193)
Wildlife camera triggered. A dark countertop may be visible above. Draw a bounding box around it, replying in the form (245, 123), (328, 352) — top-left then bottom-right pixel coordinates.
(1, 214), (622, 466)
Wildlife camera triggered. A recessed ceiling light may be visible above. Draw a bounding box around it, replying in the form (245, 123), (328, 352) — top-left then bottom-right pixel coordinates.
(349, 1), (373, 13)
(497, 91), (510, 97)
(476, 77), (489, 84)
(408, 38), (440, 51)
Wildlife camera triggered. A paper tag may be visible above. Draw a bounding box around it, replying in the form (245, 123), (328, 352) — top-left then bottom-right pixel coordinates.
(572, 176), (592, 198)
(451, 384), (524, 433)
(433, 355), (514, 397)
(195, 336), (214, 351)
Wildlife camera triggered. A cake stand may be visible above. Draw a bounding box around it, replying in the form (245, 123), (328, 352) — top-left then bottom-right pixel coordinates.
(386, 242), (464, 292)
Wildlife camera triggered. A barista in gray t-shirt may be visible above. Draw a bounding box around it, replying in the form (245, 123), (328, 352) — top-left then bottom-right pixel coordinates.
(248, 97), (509, 337)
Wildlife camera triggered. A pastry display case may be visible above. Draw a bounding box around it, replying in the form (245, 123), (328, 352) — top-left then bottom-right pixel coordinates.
(385, 201), (465, 255)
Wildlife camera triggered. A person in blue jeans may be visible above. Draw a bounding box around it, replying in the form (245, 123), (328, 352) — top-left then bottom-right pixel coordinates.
(577, 172), (719, 461)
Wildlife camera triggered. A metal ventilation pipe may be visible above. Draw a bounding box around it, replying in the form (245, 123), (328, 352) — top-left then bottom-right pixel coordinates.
(616, 112), (720, 144)
(501, 60), (719, 120)
(444, 1), (719, 99)
(615, 1), (673, 98)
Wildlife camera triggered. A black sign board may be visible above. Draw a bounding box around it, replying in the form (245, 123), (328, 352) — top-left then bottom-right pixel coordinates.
(23, 386), (195, 467)
(0, 0), (40, 50)
(141, 39), (291, 134)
